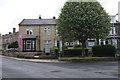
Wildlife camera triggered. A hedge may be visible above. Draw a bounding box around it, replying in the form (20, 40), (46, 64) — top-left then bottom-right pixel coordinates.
(53, 47), (59, 57)
(63, 48), (88, 57)
(92, 45), (116, 57)
(53, 47), (89, 57)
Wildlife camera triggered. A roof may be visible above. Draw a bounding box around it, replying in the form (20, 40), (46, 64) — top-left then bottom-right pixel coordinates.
(19, 19), (57, 26)
(114, 22), (120, 25)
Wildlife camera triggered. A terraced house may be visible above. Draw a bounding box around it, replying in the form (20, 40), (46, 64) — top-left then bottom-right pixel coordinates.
(114, 22), (120, 53)
(19, 17), (58, 55)
(2, 28), (19, 50)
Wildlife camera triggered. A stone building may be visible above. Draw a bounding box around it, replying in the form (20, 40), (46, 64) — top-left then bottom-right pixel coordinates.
(114, 22), (120, 53)
(19, 17), (58, 54)
(0, 34), (2, 50)
(2, 28), (19, 50)
(106, 15), (118, 48)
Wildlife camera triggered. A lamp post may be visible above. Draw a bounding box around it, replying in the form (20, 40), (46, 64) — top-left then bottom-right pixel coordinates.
(57, 38), (62, 60)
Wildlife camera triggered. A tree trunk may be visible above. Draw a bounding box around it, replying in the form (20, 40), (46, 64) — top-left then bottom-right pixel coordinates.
(79, 40), (81, 45)
(81, 40), (86, 57)
(96, 38), (99, 45)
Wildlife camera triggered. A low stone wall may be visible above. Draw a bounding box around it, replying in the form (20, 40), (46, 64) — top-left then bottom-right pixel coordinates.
(3, 52), (19, 57)
(2, 52), (57, 59)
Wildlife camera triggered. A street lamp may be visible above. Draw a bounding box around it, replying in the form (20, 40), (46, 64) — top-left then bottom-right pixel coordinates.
(57, 39), (62, 60)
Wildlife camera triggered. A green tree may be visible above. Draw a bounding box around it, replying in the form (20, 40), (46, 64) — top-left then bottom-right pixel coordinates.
(8, 41), (18, 49)
(57, 1), (111, 56)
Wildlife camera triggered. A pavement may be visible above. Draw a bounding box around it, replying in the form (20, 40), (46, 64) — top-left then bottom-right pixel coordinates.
(2, 56), (63, 63)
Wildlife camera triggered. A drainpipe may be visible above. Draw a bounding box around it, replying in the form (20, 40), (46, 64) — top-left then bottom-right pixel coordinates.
(39, 26), (40, 52)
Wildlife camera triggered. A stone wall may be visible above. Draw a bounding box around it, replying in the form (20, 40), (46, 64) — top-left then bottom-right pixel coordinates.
(19, 25), (57, 52)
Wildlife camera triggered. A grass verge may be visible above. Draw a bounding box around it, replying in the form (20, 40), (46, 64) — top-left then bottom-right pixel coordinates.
(63, 57), (113, 59)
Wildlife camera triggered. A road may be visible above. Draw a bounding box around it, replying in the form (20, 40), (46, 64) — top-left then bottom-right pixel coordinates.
(2, 56), (119, 79)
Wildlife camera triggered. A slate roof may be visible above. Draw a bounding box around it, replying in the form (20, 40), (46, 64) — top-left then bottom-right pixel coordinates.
(19, 19), (57, 26)
(115, 22), (120, 25)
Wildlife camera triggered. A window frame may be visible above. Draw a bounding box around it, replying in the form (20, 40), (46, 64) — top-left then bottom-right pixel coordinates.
(44, 27), (51, 35)
(26, 28), (33, 35)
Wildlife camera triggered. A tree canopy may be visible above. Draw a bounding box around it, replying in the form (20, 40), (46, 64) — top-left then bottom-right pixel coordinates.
(8, 41), (18, 49)
(57, 1), (111, 56)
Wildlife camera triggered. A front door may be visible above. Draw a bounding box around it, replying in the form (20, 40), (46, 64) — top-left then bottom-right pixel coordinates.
(44, 40), (51, 53)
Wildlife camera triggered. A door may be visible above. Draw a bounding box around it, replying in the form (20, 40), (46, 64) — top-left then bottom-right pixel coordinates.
(44, 40), (51, 53)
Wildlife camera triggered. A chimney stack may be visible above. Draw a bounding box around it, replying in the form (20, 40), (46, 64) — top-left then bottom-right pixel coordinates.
(53, 16), (56, 19)
(39, 15), (41, 19)
(9, 32), (12, 34)
(13, 28), (16, 33)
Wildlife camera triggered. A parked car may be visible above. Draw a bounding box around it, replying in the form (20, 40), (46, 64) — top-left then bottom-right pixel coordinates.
(4, 48), (18, 52)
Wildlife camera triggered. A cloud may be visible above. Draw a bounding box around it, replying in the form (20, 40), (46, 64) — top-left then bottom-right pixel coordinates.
(98, 0), (119, 15)
(0, 0), (119, 35)
(0, 0), (67, 34)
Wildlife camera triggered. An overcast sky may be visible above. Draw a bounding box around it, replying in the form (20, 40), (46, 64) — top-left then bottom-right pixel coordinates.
(0, 0), (120, 35)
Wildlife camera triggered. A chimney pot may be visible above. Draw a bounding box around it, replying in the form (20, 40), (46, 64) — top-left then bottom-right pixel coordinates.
(13, 28), (16, 33)
(53, 16), (56, 19)
(9, 32), (11, 34)
(39, 15), (41, 19)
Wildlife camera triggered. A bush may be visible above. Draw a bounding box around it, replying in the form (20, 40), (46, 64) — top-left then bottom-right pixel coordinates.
(8, 41), (18, 49)
(63, 48), (88, 57)
(53, 46), (59, 57)
(63, 45), (68, 50)
(74, 44), (82, 48)
(92, 45), (116, 57)
(85, 49), (93, 57)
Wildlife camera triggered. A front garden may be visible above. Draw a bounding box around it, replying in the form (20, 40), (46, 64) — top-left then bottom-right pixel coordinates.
(54, 44), (117, 58)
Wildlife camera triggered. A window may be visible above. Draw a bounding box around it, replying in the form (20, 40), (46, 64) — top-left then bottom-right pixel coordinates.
(109, 27), (116, 35)
(88, 42), (95, 47)
(44, 27), (51, 35)
(44, 40), (51, 53)
(26, 40), (31, 50)
(113, 27), (116, 34)
(44, 40), (51, 44)
(26, 28), (33, 35)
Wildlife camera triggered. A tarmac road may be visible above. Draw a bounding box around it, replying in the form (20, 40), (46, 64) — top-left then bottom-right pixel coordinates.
(1, 56), (119, 80)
